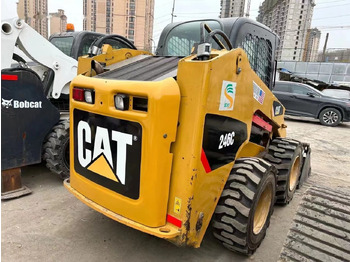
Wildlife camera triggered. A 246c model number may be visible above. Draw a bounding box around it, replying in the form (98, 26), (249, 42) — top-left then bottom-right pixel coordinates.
(218, 131), (235, 149)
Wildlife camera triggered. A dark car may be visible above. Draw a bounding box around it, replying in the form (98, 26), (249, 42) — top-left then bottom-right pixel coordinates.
(273, 81), (350, 127)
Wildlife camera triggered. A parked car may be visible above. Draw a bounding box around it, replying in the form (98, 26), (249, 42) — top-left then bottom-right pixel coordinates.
(273, 81), (350, 126)
(322, 89), (350, 100)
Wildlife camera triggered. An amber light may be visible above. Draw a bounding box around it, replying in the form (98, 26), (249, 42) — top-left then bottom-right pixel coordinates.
(66, 23), (75, 32)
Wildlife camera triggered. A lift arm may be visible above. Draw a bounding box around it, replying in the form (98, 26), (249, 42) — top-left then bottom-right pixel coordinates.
(1, 18), (77, 98)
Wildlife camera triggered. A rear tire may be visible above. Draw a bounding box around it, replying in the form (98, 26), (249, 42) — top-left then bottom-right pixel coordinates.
(212, 158), (276, 255)
(263, 138), (302, 204)
(43, 120), (70, 180)
(319, 108), (341, 127)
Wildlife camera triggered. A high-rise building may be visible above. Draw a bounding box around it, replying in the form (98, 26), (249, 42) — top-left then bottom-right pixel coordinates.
(257, 0), (315, 61)
(49, 9), (67, 36)
(17, 0), (48, 39)
(83, 0), (154, 51)
(220, 0), (246, 18)
(303, 28), (321, 62)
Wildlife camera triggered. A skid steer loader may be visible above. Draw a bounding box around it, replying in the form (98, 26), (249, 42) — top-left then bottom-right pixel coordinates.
(64, 18), (311, 254)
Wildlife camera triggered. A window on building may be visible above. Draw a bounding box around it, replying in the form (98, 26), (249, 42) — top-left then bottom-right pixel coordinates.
(293, 56), (296, 60)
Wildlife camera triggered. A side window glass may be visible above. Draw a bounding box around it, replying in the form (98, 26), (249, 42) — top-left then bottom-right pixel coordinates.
(241, 34), (272, 87)
(274, 83), (290, 92)
(291, 85), (310, 95)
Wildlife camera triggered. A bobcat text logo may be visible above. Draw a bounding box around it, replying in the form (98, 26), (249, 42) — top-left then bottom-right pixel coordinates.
(77, 120), (133, 185)
(1, 98), (42, 108)
(2, 98), (13, 108)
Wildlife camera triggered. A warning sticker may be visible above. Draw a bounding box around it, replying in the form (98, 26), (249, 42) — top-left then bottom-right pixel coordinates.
(174, 197), (182, 214)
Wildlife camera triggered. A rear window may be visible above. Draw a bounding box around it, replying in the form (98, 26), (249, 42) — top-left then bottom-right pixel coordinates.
(322, 89), (350, 99)
(50, 36), (74, 56)
(163, 21), (223, 56)
(78, 35), (134, 57)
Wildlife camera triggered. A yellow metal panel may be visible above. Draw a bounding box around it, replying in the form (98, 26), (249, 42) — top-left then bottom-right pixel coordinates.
(165, 48), (287, 247)
(64, 180), (180, 239)
(69, 75), (180, 227)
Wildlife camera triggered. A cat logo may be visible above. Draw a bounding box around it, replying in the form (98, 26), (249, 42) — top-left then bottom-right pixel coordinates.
(77, 120), (133, 185)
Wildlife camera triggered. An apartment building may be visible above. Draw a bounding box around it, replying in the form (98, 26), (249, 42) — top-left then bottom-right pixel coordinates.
(220, 0), (246, 18)
(17, 0), (48, 38)
(257, 0), (315, 61)
(49, 9), (67, 35)
(303, 28), (321, 62)
(83, 0), (154, 51)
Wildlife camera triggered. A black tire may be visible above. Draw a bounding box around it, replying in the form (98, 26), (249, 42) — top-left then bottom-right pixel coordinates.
(263, 138), (302, 205)
(43, 120), (70, 180)
(319, 107), (342, 127)
(212, 158), (276, 255)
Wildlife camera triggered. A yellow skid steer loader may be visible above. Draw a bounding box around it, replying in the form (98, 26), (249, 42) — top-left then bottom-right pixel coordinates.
(64, 18), (311, 255)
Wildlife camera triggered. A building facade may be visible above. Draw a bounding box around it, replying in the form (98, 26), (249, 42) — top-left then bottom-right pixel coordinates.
(220, 0), (246, 18)
(83, 0), (154, 51)
(302, 28), (321, 62)
(49, 9), (67, 35)
(257, 0), (315, 61)
(17, 0), (48, 38)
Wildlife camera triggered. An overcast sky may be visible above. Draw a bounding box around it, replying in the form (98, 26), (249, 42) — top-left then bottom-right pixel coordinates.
(2, 0), (350, 51)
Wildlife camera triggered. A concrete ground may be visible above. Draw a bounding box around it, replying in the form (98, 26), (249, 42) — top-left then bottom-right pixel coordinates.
(2, 118), (350, 262)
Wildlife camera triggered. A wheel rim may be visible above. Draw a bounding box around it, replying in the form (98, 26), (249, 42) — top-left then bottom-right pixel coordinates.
(253, 183), (273, 235)
(322, 110), (339, 125)
(289, 156), (300, 191)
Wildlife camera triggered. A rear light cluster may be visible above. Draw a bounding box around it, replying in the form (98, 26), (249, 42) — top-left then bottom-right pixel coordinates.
(114, 94), (148, 112)
(73, 87), (95, 104)
(73, 87), (148, 112)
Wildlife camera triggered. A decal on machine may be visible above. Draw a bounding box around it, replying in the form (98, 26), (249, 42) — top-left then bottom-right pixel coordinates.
(272, 101), (284, 117)
(201, 114), (247, 172)
(253, 81), (265, 105)
(2, 98), (42, 108)
(74, 109), (142, 199)
(219, 81), (236, 111)
(174, 197), (182, 214)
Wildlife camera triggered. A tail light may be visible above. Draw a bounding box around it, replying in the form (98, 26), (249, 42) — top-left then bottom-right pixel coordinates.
(73, 87), (94, 104)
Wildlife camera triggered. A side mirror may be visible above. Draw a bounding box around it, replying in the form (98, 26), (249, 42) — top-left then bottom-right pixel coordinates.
(307, 92), (315, 97)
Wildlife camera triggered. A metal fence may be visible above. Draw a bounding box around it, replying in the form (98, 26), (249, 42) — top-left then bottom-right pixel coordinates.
(277, 61), (350, 83)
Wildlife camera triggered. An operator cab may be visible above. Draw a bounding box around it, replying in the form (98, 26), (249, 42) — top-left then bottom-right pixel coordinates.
(156, 18), (278, 89)
(49, 31), (136, 60)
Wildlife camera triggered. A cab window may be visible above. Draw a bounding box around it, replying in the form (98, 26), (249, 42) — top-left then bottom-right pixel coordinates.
(163, 21), (223, 56)
(50, 36), (74, 56)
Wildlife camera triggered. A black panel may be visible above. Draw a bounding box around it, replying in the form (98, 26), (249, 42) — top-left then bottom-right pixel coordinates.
(96, 56), (181, 81)
(73, 109), (141, 199)
(1, 68), (60, 170)
(202, 114), (247, 171)
(273, 101), (284, 116)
